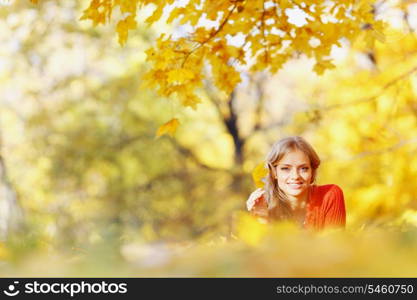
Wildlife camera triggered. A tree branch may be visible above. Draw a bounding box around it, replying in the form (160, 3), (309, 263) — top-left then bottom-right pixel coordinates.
(182, 3), (238, 67)
(320, 65), (417, 111)
(169, 139), (227, 172)
(351, 137), (417, 160)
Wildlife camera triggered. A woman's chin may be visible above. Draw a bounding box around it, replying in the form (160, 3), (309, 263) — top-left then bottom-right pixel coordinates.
(284, 188), (306, 197)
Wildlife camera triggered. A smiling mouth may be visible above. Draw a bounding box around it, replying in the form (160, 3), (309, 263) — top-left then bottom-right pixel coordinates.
(287, 183), (303, 189)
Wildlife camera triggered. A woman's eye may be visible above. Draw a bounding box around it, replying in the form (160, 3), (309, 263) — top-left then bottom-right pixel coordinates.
(301, 167), (309, 171)
(280, 167), (289, 171)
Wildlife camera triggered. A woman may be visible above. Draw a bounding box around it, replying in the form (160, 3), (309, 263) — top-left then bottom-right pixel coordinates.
(246, 136), (346, 230)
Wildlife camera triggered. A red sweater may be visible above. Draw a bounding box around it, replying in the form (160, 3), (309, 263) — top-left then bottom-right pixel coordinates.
(304, 184), (346, 230)
(248, 184), (346, 230)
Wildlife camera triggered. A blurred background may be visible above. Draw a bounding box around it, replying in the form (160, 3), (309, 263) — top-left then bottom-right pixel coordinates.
(0, 0), (417, 276)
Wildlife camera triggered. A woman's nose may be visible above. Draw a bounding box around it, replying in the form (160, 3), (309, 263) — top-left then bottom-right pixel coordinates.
(290, 169), (301, 179)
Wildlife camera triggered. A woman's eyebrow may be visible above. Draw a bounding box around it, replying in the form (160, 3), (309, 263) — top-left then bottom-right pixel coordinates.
(278, 163), (309, 167)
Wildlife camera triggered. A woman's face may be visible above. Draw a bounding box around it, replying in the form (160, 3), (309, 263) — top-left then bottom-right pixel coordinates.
(275, 148), (313, 200)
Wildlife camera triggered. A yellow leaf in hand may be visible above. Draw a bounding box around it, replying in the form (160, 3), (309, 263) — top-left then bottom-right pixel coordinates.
(252, 161), (268, 188)
(156, 118), (180, 138)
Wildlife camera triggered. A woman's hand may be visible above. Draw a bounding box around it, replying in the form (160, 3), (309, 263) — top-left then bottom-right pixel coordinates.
(246, 188), (268, 218)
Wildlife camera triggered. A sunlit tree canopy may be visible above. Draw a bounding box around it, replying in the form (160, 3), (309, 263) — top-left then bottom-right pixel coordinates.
(75, 0), (389, 130)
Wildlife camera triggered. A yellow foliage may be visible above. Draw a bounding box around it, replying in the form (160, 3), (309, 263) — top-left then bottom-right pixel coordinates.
(313, 59), (336, 76)
(0, 243), (10, 260)
(166, 68), (195, 84)
(145, 4), (163, 25)
(75, 0), (385, 130)
(116, 15), (137, 46)
(251, 161), (268, 188)
(80, 0), (113, 26)
(235, 212), (268, 246)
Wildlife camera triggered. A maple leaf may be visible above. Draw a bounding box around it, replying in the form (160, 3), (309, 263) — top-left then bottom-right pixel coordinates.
(166, 68), (195, 84)
(145, 5), (163, 25)
(252, 161), (268, 188)
(116, 15), (137, 46)
(180, 93), (201, 110)
(156, 118), (180, 138)
(313, 59), (336, 76)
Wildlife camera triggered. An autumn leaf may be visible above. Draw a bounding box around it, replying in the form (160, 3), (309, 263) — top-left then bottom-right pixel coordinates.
(145, 5), (163, 25)
(313, 59), (336, 76)
(156, 118), (180, 138)
(252, 161), (268, 188)
(116, 15), (137, 46)
(166, 68), (195, 85)
(180, 93), (201, 110)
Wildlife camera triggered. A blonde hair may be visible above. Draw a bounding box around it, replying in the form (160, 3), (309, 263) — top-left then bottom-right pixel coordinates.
(264, 136), (320, 220)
